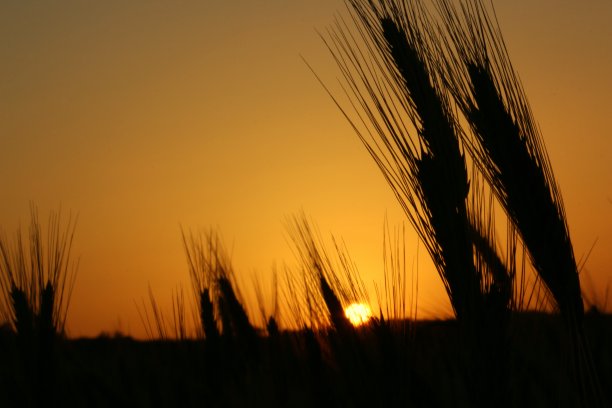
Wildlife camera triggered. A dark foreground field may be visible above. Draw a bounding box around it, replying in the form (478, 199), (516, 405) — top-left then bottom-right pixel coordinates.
(2, 312), (611, 408)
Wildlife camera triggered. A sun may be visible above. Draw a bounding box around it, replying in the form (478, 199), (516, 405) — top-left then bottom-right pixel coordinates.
(344, 303), (373, 327)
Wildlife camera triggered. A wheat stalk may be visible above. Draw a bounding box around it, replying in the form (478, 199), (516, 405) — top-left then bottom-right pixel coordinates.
(0, 204), (77, 339)
(433, 1), (604, 405)
(321, 0), (500, 327)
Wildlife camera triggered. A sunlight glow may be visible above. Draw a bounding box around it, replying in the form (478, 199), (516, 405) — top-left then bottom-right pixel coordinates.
(344, 303), (372, 327)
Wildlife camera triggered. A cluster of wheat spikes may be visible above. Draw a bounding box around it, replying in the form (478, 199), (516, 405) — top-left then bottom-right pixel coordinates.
(181, 228), (258, 347)
(317, 0), (603, 406)
(0, 205), (78, 405)
(0, 206), (77, 339)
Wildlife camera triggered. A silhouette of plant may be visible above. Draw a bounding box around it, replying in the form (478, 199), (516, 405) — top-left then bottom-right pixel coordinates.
(317, 0), (604, 405)
(433, 1), (604, 405)
(181, 228), (256, 344)
(0, 205), (78, 340)
(320, 1), (515, 335)
(0, 204), (78, 406)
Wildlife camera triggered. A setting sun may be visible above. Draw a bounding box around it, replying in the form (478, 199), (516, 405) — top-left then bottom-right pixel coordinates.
(1, 0), (611, 405)
(344, 303), (373, 327)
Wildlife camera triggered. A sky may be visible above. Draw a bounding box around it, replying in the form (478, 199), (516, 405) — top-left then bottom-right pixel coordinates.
(1, 0), (611, 338)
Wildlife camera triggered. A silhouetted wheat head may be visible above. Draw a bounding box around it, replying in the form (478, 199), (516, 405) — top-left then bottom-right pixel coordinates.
(319, 1), (517, 334)
(320, 0), (602, 406)
(0, 205), (78, 406)
(432, 2), (604, 404)
(286, 214), (354, 332)
(0, 205), (78, 342)
(181, 228), (256, 345)
(181, 228), (222, 340)
(317, 0), (579, 405)
(434, 0), (583, 328)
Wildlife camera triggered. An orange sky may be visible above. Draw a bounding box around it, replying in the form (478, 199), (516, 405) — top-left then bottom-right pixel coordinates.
(1, 0), (611, 338)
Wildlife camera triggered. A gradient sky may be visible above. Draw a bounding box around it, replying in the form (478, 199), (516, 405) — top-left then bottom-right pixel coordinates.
(1, 0), (611, 338)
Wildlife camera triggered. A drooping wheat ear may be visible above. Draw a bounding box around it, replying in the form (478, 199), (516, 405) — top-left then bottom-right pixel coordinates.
(322, 0), (486, 324)
(435, 0), (582, 325)
(434, 1), (605, 405)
